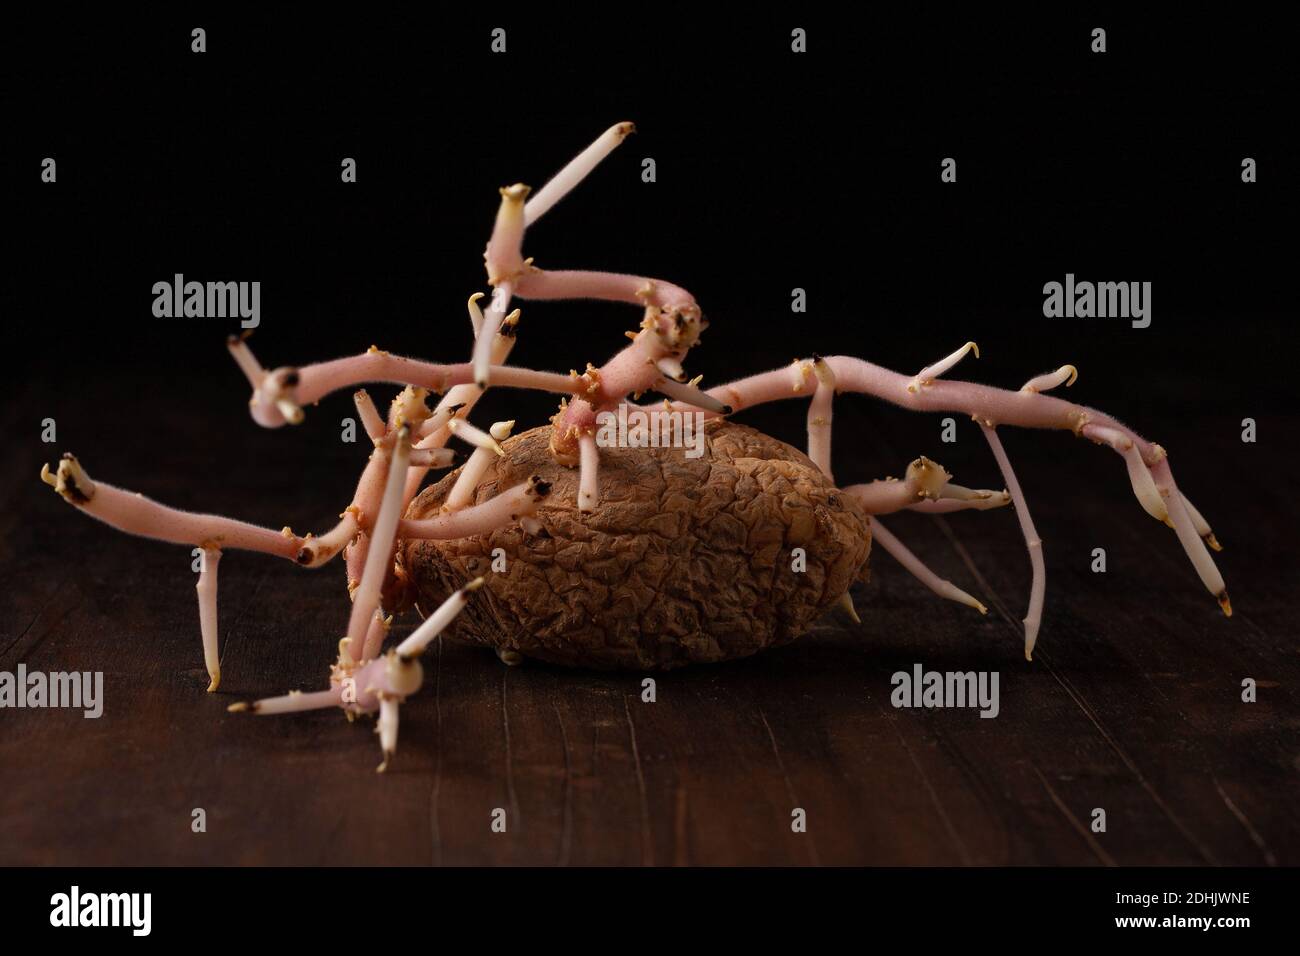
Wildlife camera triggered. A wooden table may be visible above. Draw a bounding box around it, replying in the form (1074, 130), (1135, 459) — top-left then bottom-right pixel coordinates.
(2, 370), (1295, 866)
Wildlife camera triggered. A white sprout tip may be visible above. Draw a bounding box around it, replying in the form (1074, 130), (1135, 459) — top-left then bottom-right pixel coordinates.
(464, 576), (487, 593)
(914, 340), (980, 392)
(656, 356), (686, 382)
(39, 463), (56, 487)
(447, 418), (505, 455)
(1024, 623), (1040, 660)
(227, 701), (251, 713)
(467, 292), (486, 334)
(276, 399), (305, 425)
(376, 752), (392, 774)
(206, 669), (221, 693)
(836, 591), (861, 625)
(1021, 364), (1079, 394)
(1218, 592), (1232, 617)
(946, 582), (986, 615)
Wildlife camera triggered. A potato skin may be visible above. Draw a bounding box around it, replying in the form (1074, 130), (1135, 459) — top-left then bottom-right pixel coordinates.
(400, 421), (870, 669)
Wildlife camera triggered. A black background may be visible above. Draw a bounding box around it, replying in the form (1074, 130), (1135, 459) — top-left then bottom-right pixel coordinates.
(5, 11), (1292, 455)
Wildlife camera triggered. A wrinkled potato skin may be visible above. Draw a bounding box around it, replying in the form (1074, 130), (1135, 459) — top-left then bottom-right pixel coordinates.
(400, 421), (870, 669)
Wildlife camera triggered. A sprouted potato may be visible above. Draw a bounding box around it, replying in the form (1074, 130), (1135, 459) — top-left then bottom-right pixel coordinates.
(43, 124), (1228, 770)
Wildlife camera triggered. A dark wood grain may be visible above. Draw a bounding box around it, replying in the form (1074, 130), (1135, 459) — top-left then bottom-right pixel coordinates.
(2, 373), (1297, 866)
